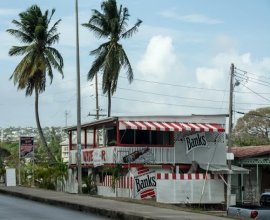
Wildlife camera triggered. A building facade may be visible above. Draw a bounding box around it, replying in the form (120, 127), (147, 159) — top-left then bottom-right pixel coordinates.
(232, 145), (270, 203)
(65, 115), (247, 204)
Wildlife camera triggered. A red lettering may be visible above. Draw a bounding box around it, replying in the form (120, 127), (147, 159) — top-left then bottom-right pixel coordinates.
(83, 151), (93, 162)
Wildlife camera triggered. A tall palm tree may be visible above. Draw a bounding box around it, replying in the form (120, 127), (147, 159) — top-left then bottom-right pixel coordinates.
(82, 0), (142, 117)
(7, 5), (64, 161)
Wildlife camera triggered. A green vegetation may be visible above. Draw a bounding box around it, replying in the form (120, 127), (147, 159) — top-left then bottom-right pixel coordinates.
(1, 127), (68, 190)
(232, 107), (270, 146)
(7, 5), (64, 161)
(82, 173), (97, 195)
(82, 0), (142, 116)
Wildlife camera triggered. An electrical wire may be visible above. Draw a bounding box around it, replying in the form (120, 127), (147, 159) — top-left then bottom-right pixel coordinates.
(239, 83), (270, 102)
(235, 67), (270, 80)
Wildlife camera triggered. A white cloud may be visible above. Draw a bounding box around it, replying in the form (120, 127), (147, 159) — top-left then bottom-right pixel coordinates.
(161, 10), (223, 25)
(137, 35), (183, 81)
(196, 51), (270, 114)
(196, 67), (225, 88)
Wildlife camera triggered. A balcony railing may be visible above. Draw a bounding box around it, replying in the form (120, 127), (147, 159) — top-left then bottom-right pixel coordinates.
(69, 146), (175, 166)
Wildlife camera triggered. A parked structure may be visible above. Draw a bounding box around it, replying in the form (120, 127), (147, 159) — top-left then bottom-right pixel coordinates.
(65, 115), (247, 204)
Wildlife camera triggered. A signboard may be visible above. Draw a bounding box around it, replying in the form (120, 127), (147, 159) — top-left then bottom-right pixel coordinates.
(185, 132), (208, 154)
(6, 168), (16, 187)
(82, 148), (106, 166)
(123, 148), (155, 164)
(20, 136), (34, 158)
(93, 149), (105, 167)
(133, 168), (156, 199)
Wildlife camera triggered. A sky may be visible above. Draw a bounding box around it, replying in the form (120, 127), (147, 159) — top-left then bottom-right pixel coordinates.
(0, 0), (270, 128)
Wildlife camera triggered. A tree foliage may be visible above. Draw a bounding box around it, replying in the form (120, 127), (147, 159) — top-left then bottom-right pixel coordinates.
(232, 107), (270, 146)
(82, 0), (142, 116)
(7, 5), (63, 161)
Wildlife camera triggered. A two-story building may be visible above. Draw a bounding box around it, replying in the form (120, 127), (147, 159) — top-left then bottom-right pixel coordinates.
(65, 114), (248, 203)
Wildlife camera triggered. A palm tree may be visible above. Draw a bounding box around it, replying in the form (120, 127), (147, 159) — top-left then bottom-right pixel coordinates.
(82, 0), (142, 117)
(7, 5), (63, 161)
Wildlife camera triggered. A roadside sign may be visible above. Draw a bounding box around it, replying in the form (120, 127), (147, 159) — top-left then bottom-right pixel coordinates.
(19, 136), (34, 158)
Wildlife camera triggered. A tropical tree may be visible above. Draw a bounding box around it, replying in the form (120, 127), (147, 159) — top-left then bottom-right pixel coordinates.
(7, 5), (63, 161)
(82, 0), (142, 116)
(232, 107), (270, 146)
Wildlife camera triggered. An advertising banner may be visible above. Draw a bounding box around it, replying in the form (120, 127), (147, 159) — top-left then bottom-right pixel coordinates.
(20, 136), (34, 158)
(133, 168), (156, 199)
(185, 132), (208, 154)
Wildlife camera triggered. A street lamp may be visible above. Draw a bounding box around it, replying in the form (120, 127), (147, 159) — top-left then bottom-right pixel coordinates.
(75, 0), (82, 194)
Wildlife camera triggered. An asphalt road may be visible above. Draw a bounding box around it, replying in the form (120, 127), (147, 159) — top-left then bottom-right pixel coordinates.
(0, 194), (110, 220)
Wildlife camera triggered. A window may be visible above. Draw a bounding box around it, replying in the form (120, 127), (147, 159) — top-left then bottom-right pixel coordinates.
(120, 129), (134, 144)
(106, 127), (116, 146)
(120, 129), (172, 146)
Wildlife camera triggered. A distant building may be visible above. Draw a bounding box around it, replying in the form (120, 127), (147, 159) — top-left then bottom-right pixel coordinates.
(232, 145), (270, 203)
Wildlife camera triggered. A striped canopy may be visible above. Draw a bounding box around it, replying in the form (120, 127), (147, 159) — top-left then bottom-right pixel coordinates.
(119, 121), (224, 132)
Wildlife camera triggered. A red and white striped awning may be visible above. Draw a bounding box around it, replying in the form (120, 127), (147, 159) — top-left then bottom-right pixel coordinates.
(119, 121), (224, 132)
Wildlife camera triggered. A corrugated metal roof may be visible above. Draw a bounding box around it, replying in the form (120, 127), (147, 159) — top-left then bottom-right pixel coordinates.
(200, 163), (249, 174)
(232, 145), (270, 158)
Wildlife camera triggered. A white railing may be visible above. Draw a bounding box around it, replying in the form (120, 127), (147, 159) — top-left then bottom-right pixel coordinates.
(69, 146), (175, 165)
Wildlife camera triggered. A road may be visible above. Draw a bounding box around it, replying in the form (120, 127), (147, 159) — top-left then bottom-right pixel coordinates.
(0, 194), (110, 220)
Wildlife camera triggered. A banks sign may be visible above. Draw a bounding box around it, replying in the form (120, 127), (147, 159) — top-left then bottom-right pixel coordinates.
(134, 171), (156, 199)
(185, 132), (208, 154)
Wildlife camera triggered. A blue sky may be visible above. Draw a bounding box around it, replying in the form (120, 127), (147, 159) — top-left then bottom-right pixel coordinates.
(0, 0), (270, 128)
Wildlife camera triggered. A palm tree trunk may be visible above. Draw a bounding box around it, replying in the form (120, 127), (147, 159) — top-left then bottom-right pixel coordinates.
(34, 87), (55, 162)
(107, 87), (111, 117)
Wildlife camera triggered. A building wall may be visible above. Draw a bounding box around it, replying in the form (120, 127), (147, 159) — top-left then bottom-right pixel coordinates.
(61, 145), (69, 163)
(174, 131), (226, 166)
(156, 173), (224, 204)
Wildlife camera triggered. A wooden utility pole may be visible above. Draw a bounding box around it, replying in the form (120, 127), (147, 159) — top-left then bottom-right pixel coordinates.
(88, 77), (105, 120)
(65, 110), (68, 127)
(227, 63), (234, 209)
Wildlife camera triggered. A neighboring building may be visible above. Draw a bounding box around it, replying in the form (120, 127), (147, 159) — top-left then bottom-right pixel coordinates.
(60, 139), (69, 163)
(65, 115), (247, 204)
(232, 145), (270, 203)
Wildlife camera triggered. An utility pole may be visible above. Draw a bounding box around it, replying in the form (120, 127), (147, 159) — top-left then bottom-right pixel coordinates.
(75, 0), (82, 194)
(227, 63), (234, 209)
(88, 76), (106, 120)
(65, 110), (69, 127)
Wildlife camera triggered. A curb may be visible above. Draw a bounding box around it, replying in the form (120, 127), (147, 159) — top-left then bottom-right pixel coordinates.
(0, 188), (154, 220)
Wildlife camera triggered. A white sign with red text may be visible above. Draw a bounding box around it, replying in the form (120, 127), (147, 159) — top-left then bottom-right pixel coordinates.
(133, 168), (156, 199)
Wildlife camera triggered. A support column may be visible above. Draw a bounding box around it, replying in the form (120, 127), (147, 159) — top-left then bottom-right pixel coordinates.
(256, 163), (259, 201)
(241, 162), (244, 203)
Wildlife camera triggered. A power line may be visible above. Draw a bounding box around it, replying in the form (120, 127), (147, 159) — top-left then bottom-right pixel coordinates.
(240, 83), (270, 102)
(117, 87), (224, 103)
(119, 76), (227, 92)
(235, 67), (270, 80)
(235, 72), (270, 88)
(102, 94), (227, 110)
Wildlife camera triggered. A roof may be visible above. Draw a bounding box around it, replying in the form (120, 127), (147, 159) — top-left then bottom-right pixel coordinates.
(231, 145), (270, 158)
(119, 121), (224, 132)
(64, 114), (227, 132)
(200, 163), (249, 174)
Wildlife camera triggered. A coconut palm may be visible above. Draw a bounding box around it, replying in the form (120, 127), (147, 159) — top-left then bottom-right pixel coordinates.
(7, 5), (63, 161)
(82, 0), (142, 117)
